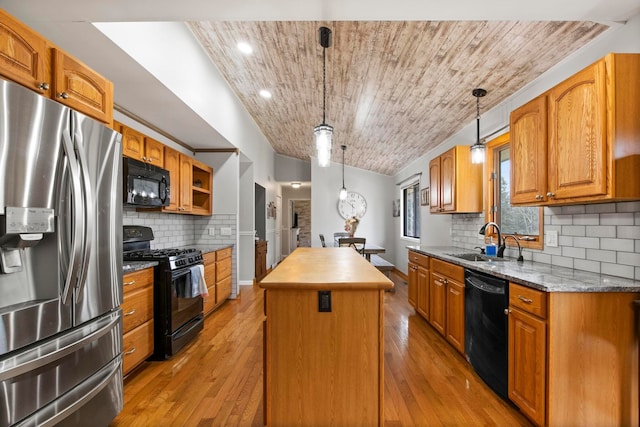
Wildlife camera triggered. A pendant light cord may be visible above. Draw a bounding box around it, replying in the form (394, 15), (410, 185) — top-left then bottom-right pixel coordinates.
(322, 46), (326, 124)
(341, 145), (345, 187)
(476, 94), (480, 145)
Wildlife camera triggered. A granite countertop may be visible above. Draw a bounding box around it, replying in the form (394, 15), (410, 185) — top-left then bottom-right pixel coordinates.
(123, 260), (158, 274)
(407, 245), (640, 293)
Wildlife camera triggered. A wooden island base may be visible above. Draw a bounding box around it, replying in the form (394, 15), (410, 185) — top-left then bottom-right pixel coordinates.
(259, 248), (393, 426)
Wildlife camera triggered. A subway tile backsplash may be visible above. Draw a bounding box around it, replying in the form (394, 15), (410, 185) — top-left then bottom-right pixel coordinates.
(450, 201), (640, 280)
(122, 207), (236, 249)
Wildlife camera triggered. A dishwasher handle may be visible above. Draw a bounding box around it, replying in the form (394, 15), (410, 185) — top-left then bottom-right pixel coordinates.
(464, 269), (508, 295)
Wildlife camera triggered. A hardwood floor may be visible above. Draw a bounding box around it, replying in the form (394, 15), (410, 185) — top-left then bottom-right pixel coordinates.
(111, 273), (532, 426)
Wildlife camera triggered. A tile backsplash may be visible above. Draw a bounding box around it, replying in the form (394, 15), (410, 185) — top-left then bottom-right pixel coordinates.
(122, 207), (237, 248)
(451, 201), (640, 280)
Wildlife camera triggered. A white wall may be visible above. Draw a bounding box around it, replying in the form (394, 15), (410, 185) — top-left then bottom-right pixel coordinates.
(392, 13), (640, 275)
(311, 159), (396, 261)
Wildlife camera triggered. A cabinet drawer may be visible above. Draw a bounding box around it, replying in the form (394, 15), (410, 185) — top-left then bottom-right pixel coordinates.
(202, 251), (216, 265)
(123, 268), (154, 293)
(408, 251), (430, 268)
(122, 320), (154, 376)
(216, 275), (232, 303)
(204, 261), (216, 286)
(216, 257), (232, 280)
(216, 247), (232, 261)
(203, 284), (217, 315)
(431, 258), (464, 283)
(122, 283), (153, 333)
(509, 283), (547, 318)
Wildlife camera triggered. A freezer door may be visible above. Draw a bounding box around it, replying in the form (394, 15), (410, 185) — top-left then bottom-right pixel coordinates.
(69, 110), (122, 326)
(0, 310), (122, 427)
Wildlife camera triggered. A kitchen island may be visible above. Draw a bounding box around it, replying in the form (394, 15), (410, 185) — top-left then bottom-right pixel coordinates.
(259, 247), (393, 426)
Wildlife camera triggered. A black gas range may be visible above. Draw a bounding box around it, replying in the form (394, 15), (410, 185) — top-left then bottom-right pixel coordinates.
(123, 226), (204, 359)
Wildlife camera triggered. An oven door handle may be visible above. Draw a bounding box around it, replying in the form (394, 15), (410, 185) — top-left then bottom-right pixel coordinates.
(174, 315), (203, 340)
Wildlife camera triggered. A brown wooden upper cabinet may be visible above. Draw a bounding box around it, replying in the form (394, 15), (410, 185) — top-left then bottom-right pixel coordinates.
(429, 145), (482, 213)
(52, 48), (113, 124)
(0, 8), (49, 95)
(511, 53), (640, 206)
(121, 125), (164, 166)
(0, 9), (114, 124)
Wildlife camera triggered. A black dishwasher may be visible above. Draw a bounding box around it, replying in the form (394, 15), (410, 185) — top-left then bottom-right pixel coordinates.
(464, 268), (509, 400)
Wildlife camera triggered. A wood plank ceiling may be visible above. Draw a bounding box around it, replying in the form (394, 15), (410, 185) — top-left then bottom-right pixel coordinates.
(189, 21), (606, 176)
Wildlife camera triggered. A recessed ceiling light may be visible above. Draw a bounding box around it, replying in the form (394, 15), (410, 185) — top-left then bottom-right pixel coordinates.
(291, 182), (302, 189)
(259, 90), (272, 99)
(237, 42), (253, 55)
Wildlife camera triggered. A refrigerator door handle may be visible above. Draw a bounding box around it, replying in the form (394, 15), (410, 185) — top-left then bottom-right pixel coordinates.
(60, 129), (85, 305)
(0, 311), (120, 381)
(74, 129), (94, 298)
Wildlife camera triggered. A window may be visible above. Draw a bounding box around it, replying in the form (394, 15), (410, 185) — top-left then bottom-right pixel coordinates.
(485, 134), (543, 249)
(402, 182), (420, 239)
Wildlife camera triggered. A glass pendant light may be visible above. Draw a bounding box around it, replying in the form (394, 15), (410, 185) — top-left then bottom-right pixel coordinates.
(339, 145), (347, 200)
(470, 88), (487, 164)
(314, 27), (333, 167)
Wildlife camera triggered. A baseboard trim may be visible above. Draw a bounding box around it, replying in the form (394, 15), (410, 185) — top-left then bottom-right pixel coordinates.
(393, 268), (407, 281)
(238, 280), (254, 286)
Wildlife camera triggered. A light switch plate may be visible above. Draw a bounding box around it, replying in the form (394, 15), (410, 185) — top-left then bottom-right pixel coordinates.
(545, 230), (558, 247)
(220, 227), (232, 236)
(208, 227), (215, 236)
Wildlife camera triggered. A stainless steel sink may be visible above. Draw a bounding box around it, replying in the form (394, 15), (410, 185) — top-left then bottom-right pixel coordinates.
(448, 253), (508, 262)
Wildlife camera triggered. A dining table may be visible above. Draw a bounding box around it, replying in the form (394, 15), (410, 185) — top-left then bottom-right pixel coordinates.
(334, 239), (385, 261)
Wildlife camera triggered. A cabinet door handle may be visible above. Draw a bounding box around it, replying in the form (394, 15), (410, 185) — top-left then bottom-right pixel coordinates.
(142, 156), (147, 162)
(38, 82), (50, 90)
(57, 92), (69, 99)
(535, 194), (543, 200)
(124, 347), (136, 355)
(518, 295), (533, 304)
(546, 192), (555, 198)
(124, 309), (136, 316)
(124, 280), (136, 286)
(504, 308), (511, 315)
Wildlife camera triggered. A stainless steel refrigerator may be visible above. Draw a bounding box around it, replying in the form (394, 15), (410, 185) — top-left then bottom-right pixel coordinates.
(0, 77), (123, 426)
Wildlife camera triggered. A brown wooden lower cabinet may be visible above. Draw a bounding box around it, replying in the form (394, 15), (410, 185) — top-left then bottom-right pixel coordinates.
(216, 247), (232, 303)
(122, 267), (154, 376)
(202, 251), (217, 315)
(203, 247), (233, 316)
(508, 282), (639, 427)
(408, 252), (464, 356)
(407, 262), (418, 308)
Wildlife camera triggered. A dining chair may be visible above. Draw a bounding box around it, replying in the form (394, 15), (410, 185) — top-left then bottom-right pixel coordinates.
(319, 234), (326, 247)
(338, 237), (366, 256)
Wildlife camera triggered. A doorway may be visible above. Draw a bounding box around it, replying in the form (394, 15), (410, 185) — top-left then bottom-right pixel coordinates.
(291, 200), (311, 247)
(255, 183), (266, 241)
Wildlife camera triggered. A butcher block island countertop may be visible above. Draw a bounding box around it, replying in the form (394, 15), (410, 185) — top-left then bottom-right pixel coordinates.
(259, 248), (393, 426)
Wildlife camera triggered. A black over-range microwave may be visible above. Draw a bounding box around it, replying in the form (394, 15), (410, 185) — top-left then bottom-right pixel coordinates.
(123, 157), (170, 207)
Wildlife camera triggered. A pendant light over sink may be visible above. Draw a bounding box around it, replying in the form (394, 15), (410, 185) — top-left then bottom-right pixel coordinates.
(470, 88), (487, 164)
(339, 145), (348, 200)
(314, 27), (333, 167)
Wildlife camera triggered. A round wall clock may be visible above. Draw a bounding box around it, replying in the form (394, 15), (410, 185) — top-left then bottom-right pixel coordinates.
(337, 191), (367, 219)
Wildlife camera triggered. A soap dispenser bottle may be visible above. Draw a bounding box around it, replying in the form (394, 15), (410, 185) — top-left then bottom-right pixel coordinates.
(485, 237), (497, 256)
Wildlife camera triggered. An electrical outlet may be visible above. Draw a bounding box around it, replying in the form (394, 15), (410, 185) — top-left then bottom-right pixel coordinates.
(545, 230), (558, 247)
(220, 227), (232, 236)
(208, 227), (215, 236)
